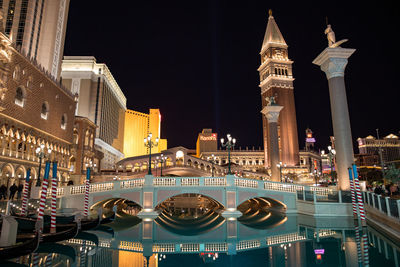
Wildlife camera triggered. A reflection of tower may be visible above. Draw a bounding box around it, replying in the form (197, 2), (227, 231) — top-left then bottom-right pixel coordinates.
(259, 10), (299, 168)
(305, 128), (316, 151)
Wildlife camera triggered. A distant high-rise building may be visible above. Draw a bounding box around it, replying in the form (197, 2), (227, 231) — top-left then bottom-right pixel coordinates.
(61, 56), (126, 170)
(258, 10), (299, 167)
(0, 0), (70, 79)
(123, 108), (167, 158)
(357, 133), (400, 164)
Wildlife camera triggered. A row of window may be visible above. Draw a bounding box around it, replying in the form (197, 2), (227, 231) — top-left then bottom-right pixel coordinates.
(14, 87), (67, 129)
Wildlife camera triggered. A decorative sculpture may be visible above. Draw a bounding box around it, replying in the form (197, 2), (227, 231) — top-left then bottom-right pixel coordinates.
(324, 23), (348, 48)
(265, 94), (278, 106)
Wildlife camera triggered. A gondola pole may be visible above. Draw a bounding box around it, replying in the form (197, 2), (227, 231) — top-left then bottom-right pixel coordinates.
(21, 168), (31, 216)
(348, 168), (358, 217)
(83, 166), (91, 217)
(352, 164), (366, 222)
(50, 161), (58, 233)
(37, 161), (51, 229)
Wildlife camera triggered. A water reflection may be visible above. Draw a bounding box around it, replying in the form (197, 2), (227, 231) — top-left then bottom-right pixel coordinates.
(2, 201), (400, 266)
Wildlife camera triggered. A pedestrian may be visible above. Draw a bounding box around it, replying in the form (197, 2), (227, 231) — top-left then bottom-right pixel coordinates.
(9, 183), (18, 200)
(17, 183), (23, 200)
(0, 184), (7, 200)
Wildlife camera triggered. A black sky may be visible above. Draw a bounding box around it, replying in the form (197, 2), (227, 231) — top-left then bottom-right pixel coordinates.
(64, 1), (400, 151)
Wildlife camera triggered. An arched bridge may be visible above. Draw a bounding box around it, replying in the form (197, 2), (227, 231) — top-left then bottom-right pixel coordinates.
(55, 175), (333, 219)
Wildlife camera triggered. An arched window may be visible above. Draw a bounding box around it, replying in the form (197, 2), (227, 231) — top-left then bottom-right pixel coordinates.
(15, 87), (26, 107)
(61, 114), (67, 130)
(41, 102), (49, 120)
(27, 76), (33, 89)
(13, 66), (21, 80)
(84, 130), (90, 146)
(274, 68), (277, 75)
(285, 69), (288, 76)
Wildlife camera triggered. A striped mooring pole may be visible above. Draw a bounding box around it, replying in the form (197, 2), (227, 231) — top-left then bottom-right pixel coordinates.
(362, 231), (370, 267)
(355, 226), (363, 265)
(21, 168), (31, 216)
(37, 161), (51, 226)
(50, 161), (58, 233)
(352, 164), (366, 221)
(348, 168), (358, 217)
(83, 167), (91, 217)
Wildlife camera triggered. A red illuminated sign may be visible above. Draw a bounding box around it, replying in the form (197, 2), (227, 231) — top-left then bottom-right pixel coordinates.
(200, 134), (217, 141)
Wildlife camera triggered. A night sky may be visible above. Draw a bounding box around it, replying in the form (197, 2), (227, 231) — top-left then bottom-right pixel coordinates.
(64, 1), (400, 152)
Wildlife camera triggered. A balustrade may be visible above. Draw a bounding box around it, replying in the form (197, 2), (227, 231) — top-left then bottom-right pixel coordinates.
(363, 191), (400, 220)
(204, 178), (226, 186)
(234, 178), (258, 188)
(121, 179), (145, 189)
(181, 178), (200, 186)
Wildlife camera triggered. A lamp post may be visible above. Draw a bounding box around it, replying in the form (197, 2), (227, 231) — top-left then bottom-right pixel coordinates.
(327, 146), (336, 184)
(207, 154), (216, 177)
(35, 144), (51, 186)
(221, 134), (236, 175)
(158, 154), (166, 177)
(144, 133), (159, 175)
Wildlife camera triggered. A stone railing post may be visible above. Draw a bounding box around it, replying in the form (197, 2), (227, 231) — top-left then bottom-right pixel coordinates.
(385, 197), (391, 217)
(302, 189), (306, 201)
(338, 190), (342, 203)
(397, 200), (400, 219)
(176, 178), (181, 186)
(372, 193), (376, 208)
(313, 191), (317, 203)
(377, 195), (382, 212)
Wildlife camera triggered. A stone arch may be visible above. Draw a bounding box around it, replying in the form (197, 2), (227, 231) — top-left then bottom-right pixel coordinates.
(15, 165), (27, 180)
(187, 159), (192, 166)
(0, 163), (15, 186)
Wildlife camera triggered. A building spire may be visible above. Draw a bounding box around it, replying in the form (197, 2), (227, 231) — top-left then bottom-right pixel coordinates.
(261, 10), (287, 53)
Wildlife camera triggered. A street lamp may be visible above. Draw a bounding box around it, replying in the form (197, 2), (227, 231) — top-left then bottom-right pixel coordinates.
(277, 161), (282, 182)
(157, 154), (166, 177)
(144, 133), (159, 175)
(327, 146), (336, 184)
(35, 144), (51, 186)
(207, 154), (216, 177)
(221, 134), (236, 175)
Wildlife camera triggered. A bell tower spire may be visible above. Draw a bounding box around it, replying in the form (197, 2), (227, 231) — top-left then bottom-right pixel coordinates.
(259, 11), (299, 168)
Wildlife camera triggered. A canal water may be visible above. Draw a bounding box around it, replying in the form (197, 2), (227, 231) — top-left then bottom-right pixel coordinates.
(2, 209), (399, 266)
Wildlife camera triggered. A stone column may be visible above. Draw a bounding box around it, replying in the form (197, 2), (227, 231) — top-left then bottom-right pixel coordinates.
(313, 47), (355, 190)
(261, 105), (283, 182)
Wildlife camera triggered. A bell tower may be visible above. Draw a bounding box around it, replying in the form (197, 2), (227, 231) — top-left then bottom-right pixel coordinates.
(259, 10), (299, 167)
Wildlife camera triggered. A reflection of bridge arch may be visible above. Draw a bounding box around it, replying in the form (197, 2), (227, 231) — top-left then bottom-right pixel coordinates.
(154, 192), (225, 211)
(90, 197), (142, 211)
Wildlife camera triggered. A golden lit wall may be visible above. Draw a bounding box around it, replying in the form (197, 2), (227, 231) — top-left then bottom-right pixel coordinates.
(118, 251), (158, 267)
(149, 109), (161, 142)
(124, 110), (149, 158)
(123, 109), (167, 158)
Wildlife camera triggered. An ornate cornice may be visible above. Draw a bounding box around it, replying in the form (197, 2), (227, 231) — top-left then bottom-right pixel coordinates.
(313, 47), (356, 79)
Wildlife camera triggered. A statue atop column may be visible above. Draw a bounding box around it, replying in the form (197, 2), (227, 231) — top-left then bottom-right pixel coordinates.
(324, 23), (348, 48)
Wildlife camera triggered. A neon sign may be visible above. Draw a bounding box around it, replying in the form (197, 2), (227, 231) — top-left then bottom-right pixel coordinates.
(200, 134), (217, 141)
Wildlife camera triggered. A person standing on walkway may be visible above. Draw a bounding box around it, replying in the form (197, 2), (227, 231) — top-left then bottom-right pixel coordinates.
(0, 184), (7, 200)
(17, 183), (23, 200)
(9, 183), (18, 200)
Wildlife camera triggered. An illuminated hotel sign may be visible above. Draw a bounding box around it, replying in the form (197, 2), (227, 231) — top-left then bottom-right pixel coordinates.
(200, 134), (217, 141)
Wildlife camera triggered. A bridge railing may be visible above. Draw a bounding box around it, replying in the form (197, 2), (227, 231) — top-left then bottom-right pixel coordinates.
(53, 175), (338, 198)
(363, 191), (400, 220)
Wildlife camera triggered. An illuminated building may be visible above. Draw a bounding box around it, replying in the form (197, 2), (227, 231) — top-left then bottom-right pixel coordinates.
(123, 108), (167, 158)
(196, 129), (217, 157)
(61, 56), (126, 170)
(299, 128), (321, 173)
(70, 116), (102, 179)
(0, 0), (70, 79)
(357, 133), (400, 164)
(258, 11), (299, 168)
(0, 29), (75, 185)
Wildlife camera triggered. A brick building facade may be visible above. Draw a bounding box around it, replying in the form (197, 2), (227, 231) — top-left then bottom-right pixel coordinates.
(0, 31), (75, 186)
